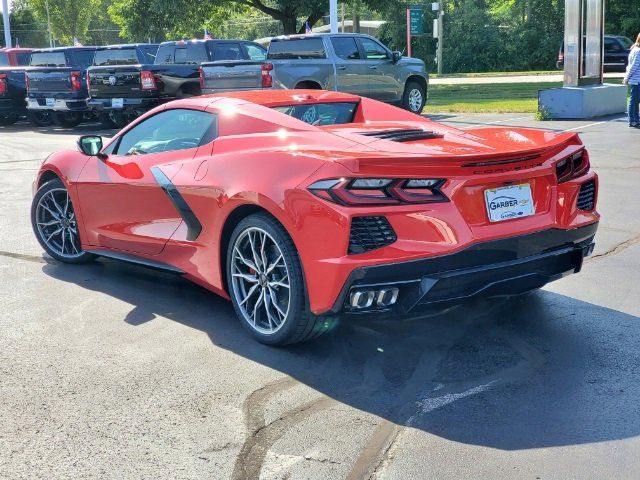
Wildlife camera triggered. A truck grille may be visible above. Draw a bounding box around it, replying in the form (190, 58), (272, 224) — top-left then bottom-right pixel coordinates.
(349, 216), (397, 254)
(576, 180), (596, 211)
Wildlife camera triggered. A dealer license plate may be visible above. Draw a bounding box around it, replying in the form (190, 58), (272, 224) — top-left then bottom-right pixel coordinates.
(111, 98), (124, 108)
(45, 98), (55, 107)
(484, 183), (534, 222)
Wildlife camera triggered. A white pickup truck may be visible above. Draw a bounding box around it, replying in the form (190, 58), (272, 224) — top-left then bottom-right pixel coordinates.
(199, 33), (430, 114)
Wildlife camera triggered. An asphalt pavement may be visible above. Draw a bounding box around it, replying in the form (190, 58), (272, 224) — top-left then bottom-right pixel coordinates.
(0, 114), (639, 479)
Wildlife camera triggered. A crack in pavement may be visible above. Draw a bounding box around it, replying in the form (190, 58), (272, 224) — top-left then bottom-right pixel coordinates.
(231, 377), (335, 480)
(0, 250), (47, 264)
(586, 234), (640, 263)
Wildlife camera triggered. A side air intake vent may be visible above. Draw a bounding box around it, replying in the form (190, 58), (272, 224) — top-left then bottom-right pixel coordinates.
(349, 216), (397, 254)
(576, 180), (596, 211)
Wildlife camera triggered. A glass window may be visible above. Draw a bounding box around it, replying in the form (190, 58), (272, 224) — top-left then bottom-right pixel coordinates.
(331, 37), (360, 60)
(140, 45), (159, 63)
(245, 43), (266, 61)
(604, 38), (622, 53)
(17, 53), (32, 66)
(69, 49), (96, 69)
(93, 48), (139, 66)
(618, 36), (633, 49)
(360, 38), (388, 60)
(213, 43), (243, 61)
(271, 102), (357, 125)
(115, 109), (217, 156)
(30, 51), (67, 67)
(268, 38), (326, 59)
(0, 53), (8, 66)
(155, 44), (175, 64)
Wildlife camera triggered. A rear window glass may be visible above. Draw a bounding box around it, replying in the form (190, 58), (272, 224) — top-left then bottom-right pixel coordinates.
(69, 49), (96, 68)
(271, 102), (357, 125)
(0, 53), (8, 66)
(16, 52), (31, 65)
(268, 38), (326, 59)
(94, 48), (139, 66)
(174, 43), (209, 64)
(245, 43), (266, 61)
(31, 52), (67, 67)
(212, 43), (244, 61)
(618, 36), (633, 49)
(331, 37), (360, 60)
(139, 45), (158, 63)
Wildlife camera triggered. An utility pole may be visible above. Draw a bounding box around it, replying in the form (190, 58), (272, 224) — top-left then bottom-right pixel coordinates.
(330, 0), (338, 33)
(436, 2), (444, 74)
(2, 0), (11, 48)
(45, 0), (53, 48)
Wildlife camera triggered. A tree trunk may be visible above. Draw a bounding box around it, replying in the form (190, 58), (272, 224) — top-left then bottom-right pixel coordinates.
(282, 15), (298, 34)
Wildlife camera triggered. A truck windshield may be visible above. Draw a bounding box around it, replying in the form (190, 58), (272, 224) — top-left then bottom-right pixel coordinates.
(94, 48), (139, 66)
(31, 52), (67, 67)
(272, 102), (357, 125)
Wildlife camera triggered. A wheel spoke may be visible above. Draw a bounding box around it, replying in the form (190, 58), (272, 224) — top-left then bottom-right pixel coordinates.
(268, 273), (289, 289)
(265, 254), (283, 274)
(48, 191), (66, 217)
(37, 219), (59, 227)
(61, 228), (67, 254)
(267, 285), (287, 320)
(251, 289), (265, 325)
(45, 227), (62, 242)
(232, 272), (259, 283)
(40, 202), (60, 220)
(263, 291), (276, 329)
(234, 246), (257, 271)
(248, 231), (262, 271)
(239, 284), (260, 307)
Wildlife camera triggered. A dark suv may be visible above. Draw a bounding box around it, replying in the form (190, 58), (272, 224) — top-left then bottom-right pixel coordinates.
(556, 35), (633, 72)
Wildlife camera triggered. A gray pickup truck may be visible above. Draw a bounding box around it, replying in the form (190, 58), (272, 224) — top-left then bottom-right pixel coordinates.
(200, 33), (429, 113)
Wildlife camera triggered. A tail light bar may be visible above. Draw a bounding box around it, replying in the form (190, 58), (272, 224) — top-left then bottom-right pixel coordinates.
(198, 66), (204, 90)
(261, 63), (273, 88)
(558, 51), (564, 62)
(24, 72), (29, 93)
(0, 74), (7, 95)
(86, 71), (91, 94)
(308, 178), (448, 206)
(70, 70), (82, 91)
(140, 70), (157, 90)
(556, 149), (589, 183)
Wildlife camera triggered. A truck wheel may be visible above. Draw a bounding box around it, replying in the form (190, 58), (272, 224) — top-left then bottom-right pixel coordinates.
(402, 81), (426, 114)
(110, 111), (133, 128)
(54, 111), (83, 128)
(27, 111), (55, 127)
(0, 113), (19, 126)
(98, 113), (118, 129)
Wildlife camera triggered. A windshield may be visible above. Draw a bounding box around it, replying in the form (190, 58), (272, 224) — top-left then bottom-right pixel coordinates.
(94, 48), (139, 66)
(31, 52), (66, 67)
(618, 36), (634, 49)
(272, 102), (357, 125)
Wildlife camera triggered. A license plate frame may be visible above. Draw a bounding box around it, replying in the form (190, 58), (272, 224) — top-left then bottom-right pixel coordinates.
(484, 183), (535, 222)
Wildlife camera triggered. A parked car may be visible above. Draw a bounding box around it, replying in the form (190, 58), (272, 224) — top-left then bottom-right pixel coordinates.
(200, 34), (429, 114)
(31, 90), (599, 345)
(87, 39), (265, 127)
(0, 48), (33, 125)
(26, 46), (98, 127)
(556, 35), (633, 72)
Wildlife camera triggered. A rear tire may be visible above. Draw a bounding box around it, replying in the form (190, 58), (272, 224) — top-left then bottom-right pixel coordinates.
(54, 111), (83, 128)
(402, 81), (426, 114)
(31, 178), (94, 264)
(27, 110), (55, 127)
(0, 113), (19, 126)
(99, 112), (118, 129)
(226, 213), (336, 345)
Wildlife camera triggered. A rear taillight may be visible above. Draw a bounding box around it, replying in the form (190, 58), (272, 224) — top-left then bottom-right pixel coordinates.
(0, 74), (6, 95)
(261, 63), (273, 88)
(559, 51), (564, 62)
(24, 72), (29, 93)
(140, 70), (157, 90)
(556, 149), (590, 183)
(86, 71), (91, 94)
(199, 66), (204, 90)
(70, 70), (82, 91)
(308, 178), (448, 206)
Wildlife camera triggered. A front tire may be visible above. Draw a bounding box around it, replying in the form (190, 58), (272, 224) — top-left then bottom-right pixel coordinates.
(31, 178), (93, 263)
(226, 213), (335, 345)
(402, 81), (426, 114)
(27, 110), (55, 127)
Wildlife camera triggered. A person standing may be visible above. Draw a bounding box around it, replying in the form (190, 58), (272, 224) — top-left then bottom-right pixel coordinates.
(624, 33), (640, 128)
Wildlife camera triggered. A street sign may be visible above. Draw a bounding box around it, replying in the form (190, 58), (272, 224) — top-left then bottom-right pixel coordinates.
(431, 2), (440, 11)
(409, 6), (423, 36)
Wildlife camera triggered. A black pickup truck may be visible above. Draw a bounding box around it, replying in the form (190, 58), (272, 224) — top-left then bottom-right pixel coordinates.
(0, 48), (33, 125)
(25, 46), (97, 127)
(87, 39), (266, 126)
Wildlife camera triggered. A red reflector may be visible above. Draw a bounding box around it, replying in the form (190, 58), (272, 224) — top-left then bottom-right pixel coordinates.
(0, 74), (7, 95)
(261, 63), (273, 88)
(140, 70), (157, 90)
(70, 71), (82, 92)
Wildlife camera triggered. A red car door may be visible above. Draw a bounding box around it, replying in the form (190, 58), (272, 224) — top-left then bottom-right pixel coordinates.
(75, 107), (217, 255)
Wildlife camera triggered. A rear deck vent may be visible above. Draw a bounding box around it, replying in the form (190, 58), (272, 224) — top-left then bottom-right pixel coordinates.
(349, 216), (397, 254)
(576, 180), (596, 211)
(359, 129), (444, 142)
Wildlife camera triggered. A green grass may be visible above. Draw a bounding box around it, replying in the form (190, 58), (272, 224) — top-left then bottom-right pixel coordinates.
(423, 79), (624, 113)
(431, 70), (559, 79)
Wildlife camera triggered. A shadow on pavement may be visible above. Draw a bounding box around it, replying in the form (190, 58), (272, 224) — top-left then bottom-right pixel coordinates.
(43, 257), (640, 451)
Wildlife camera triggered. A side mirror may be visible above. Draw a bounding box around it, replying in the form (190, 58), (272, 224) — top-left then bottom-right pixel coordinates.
(392, 51), (402, 63)
(77, 135), (103, 156)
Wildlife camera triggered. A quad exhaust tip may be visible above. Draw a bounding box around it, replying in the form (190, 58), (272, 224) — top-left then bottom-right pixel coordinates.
(350, 287), (399, 310)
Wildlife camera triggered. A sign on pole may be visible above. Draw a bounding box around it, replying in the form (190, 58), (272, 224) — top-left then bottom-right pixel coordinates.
(409, 5), (423, 36)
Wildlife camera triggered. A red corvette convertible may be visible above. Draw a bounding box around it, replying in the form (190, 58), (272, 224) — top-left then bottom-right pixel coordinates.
(31, 90), (599, 344)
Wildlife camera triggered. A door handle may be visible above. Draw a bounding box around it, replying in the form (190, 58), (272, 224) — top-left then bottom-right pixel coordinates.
(369, 66), (377, 70)
(337, 65), (346, 70)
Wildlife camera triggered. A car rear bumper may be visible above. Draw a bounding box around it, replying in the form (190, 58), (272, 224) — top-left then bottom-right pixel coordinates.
(329, 222), (598, 317)
(27, 98), (89, 111)
(87, 97), (162, 111)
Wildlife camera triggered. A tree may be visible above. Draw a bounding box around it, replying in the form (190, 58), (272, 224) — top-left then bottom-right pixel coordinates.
(0, 0), (49, 48)
(29, 0), (101, 44)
